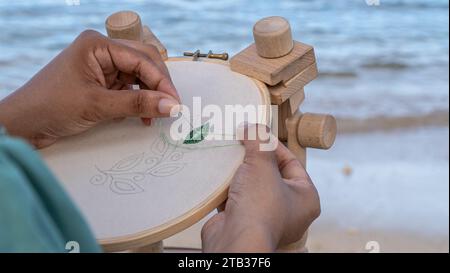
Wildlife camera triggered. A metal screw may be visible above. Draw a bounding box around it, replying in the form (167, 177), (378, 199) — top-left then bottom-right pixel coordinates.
(184, 50), (229, 61)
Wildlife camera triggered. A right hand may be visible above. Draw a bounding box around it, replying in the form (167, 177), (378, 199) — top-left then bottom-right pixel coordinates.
(201, 125), (321, 252)
(0, 30), (180, 148)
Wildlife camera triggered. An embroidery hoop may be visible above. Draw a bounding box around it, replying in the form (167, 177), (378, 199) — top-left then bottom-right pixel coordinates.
(40, 58), (271, 252)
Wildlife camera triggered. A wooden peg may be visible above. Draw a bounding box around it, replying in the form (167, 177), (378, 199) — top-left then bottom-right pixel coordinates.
(105, 11), (168, 60)
(297, 113), (337, 150)
(105, 11), (143, 41)
(253, 16), (294, 58)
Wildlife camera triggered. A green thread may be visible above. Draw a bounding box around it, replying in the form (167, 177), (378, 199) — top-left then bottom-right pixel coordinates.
(160, 132), (240, 151)
(153, 117), (241, 151)
(183, 123), (210, 144)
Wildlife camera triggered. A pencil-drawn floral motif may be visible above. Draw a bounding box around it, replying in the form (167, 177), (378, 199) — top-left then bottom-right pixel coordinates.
(90, 136), (185, 195)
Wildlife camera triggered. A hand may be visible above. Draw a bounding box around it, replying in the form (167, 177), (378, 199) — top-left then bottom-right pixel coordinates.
(0, 30), (180, 148)
(201, 125), (321, 252)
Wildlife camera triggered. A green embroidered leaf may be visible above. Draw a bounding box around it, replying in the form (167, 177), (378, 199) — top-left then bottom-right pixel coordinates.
(183, 123), (209, 144)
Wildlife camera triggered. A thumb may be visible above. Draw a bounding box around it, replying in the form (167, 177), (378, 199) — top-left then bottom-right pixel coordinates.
(239, 124), (275, 165)
(95, 88), (180, 119)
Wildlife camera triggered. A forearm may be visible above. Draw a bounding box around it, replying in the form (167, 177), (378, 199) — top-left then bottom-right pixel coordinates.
(0, 94), (21, 135)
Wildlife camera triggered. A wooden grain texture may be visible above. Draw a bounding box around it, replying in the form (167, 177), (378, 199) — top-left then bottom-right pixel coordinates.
(288, 88), (305, 115)
(275, 88), (304, 141)
(269, 62), (317, 104)
(277, 100), (291, 142)
(230, 41), (315, 86)
(143, 25), (168, 60)
(297, 113), (337, 150)
(105, 11), (143, 41)
(129, 241), (164, 253)
(253, 16), (293, 58)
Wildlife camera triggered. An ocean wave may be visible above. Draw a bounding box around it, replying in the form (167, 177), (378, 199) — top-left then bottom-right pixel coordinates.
(337, 110), (449, 134)
(377, 0), (449, 9)
(361, 62), (409, 70)
(319, 71), (358, 79)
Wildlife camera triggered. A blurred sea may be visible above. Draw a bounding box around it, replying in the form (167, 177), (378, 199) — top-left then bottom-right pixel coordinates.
(0, 0), (448, 125)
(0, 0), (448, 251)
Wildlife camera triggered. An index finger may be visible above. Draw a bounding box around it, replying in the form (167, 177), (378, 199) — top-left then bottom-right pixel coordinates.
(107, 39), (180, 102)
(114, 40), (172, 83)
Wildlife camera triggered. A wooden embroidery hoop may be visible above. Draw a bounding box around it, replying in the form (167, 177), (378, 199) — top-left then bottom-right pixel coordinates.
(103, 58), (271, 252)
(40, 57), (271, 253)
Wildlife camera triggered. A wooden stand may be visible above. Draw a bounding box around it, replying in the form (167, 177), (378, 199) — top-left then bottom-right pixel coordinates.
(231, 16), (337, 252)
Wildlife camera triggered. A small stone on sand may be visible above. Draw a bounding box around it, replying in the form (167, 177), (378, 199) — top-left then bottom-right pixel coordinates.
(342, 165), (353, 176)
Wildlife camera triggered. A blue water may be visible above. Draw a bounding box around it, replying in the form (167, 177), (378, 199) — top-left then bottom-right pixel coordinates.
(0, 0), (449, 119)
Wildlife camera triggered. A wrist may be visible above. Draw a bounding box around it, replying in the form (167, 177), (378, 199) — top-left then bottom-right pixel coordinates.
(203, 216), (278, 252)
(0, 97), (17, 134)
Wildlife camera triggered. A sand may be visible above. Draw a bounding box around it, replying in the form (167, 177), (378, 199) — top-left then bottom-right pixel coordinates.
(164, 126), (449, 253)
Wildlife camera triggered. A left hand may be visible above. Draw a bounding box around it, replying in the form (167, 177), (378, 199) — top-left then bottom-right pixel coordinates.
(201, 125), (321, 252)
(0, 30), (180, 148)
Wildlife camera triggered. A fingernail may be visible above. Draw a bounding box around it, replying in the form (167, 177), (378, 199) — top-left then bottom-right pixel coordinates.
(236, 122), (248, 140)
(141, 117), (152, 126)
(237, 121), (249, 130)
(158, 98), (179, 115)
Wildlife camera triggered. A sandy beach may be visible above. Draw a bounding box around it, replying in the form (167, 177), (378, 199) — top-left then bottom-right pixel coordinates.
(164, 125), (449, 253)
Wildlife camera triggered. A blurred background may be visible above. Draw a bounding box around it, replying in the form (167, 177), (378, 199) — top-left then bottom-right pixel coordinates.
(0, 0), (448, 252)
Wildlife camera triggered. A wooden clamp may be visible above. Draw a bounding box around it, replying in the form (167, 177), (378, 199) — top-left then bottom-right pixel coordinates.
(230, 15), (315, 87)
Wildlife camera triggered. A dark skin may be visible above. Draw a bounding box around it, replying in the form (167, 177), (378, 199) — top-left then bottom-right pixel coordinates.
(0, 30), (320, 252)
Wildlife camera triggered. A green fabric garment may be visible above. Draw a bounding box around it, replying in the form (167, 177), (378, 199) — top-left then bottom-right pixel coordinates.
(0, 130), (101, 253)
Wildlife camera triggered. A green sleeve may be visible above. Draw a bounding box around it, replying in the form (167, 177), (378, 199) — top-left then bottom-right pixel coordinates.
(0, 130), (101, 253)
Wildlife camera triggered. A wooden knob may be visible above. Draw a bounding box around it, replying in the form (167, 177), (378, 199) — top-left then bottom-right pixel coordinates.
(105, 11), (143, 41)
(297, 113), (337, 149)
(253, 16), (294, 58)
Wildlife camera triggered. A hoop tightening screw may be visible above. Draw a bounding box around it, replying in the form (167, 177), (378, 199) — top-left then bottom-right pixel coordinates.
(183, 50), (229, 61)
